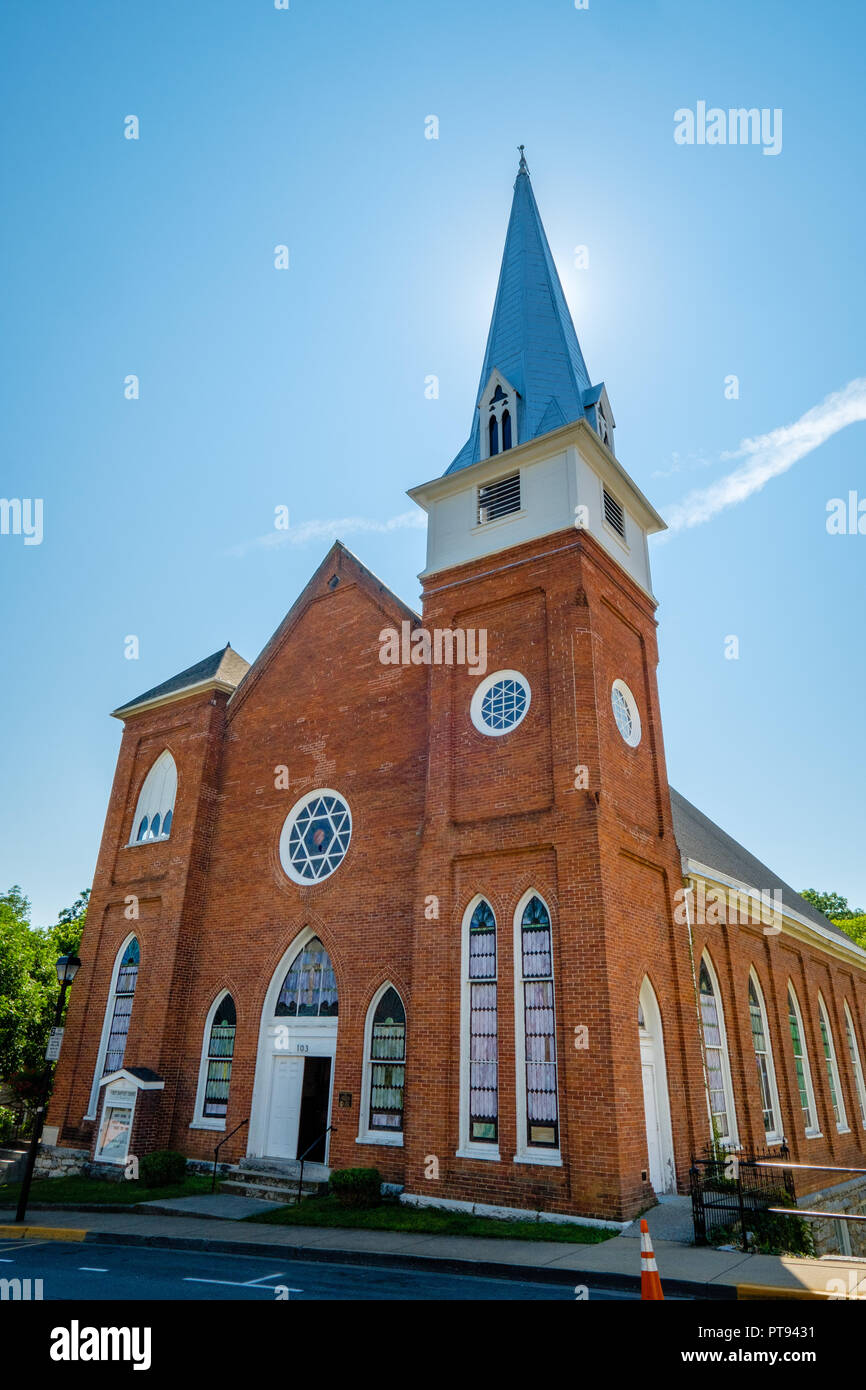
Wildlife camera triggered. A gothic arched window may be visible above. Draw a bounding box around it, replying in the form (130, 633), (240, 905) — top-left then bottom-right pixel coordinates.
(747, 971), (782, 1142)
(463, 898), (498, 1147)
(787, 983), (819, 1135)
(501, 409), (512, 451)
(698, 955), (737, 1145)
(489, 414), (499, 457)
(363, 986), (406, 1136)
(201, 994), (237, 1121)
(275, 937), (338, 1018)
(130, 750), (177, 844)
(516, 894), (559, 1152)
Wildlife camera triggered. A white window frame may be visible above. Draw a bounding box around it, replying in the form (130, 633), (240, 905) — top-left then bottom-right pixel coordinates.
(85, 933), (140, 1120)
(747, 969), (783, 1144)
(278, 788), (352, 886)
(611, 678), (641, 748)
(843, 1000), (866, 1130)
(470, 670), (531, 738)
(356, 982), (405, 1147)
(128, 749), (177, 845)
(513, 889), (561, 1167)
(457, 895), (500, 1161)
(191, 989), (236, 1131)
(698, 952), (739, 1148)
(817, 992), (849, 1133)
(787, 982), (821, 1138)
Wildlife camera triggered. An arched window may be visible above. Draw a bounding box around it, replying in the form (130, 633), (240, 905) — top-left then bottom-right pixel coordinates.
(87, 936), (140, 1118)
(130, 750), (177, 844)
(818, 993), (848, 1132)
(489, 414), (499, 457)
(698, 955), (737, 1145)
(787, 984), (819, 1135)
(516, 894), (559, 1154)
(359, 986), (406, 1141)
(195, 993), (237, 1124)
(276, 936), (338, 1018)
(747, 971), (782, 1142)
(501, 409), (512, 451)
(460, 898), (498, 1150)
(843, 1001), (866, 1129)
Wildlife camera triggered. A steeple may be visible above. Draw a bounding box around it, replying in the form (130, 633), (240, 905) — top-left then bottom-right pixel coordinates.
(447, 151), (612, 474)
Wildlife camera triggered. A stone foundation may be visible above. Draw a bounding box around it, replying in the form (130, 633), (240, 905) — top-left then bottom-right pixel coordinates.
(33, 1144), (90, 1179)
(800, 1176), (866, 1257)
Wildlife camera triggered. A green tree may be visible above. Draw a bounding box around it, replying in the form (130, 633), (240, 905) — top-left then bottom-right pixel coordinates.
(0, 886), (88, 1081)
(800, 889), (865, 920)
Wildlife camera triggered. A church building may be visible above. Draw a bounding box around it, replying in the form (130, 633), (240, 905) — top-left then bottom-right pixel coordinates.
(46, 154), (866, 1237)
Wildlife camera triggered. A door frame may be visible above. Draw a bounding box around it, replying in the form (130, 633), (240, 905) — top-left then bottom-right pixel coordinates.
(248, 929), (338, 1164)
(638, 976), (677, 1194)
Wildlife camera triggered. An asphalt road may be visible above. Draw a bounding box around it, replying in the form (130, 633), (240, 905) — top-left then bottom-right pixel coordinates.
(0, 1238), (640, 1301)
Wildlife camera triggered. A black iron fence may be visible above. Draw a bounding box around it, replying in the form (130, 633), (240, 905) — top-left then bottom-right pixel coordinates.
(691, 1143), (796, 1250)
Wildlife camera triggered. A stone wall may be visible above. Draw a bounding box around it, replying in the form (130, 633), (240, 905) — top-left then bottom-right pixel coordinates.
(800, 1175), (866, 1258)
(33, 1144), (90, 1179)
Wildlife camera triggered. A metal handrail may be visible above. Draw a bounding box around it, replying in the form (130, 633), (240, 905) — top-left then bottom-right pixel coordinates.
(296, 1124), (335, 1206)
(211, 1116), (249, 1192)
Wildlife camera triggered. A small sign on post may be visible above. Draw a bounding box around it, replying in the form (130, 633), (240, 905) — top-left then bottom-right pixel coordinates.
(45, 1027), (64, 1062)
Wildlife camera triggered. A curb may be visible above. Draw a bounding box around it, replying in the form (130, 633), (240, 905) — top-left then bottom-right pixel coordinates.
(0, 1224), (87, 1242)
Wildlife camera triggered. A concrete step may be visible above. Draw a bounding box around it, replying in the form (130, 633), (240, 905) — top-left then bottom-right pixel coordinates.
(219, 1178), (322, 1204)
(236, 1156), (331, 1183)
(0, 1152), (28, 1186)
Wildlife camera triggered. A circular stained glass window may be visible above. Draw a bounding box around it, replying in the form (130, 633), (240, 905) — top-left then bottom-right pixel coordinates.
(611, 679), (641, 747)
(279, 789), (352, 884)
(470, 670), (531, 737)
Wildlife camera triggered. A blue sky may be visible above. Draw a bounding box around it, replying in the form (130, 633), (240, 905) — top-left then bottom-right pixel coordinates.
(2, 0), (864, 925)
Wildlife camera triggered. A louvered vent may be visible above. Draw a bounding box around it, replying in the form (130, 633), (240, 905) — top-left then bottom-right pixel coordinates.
(603, 488), (625, 538)
(478, 472), (520, 524)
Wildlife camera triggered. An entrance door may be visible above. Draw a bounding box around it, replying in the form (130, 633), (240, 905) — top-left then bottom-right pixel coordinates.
(638, 978), (676, 1194)
(297, 1057), (332, 1161)
(265, 1056), (304, 1159)
(641, 1046), (665, 1192)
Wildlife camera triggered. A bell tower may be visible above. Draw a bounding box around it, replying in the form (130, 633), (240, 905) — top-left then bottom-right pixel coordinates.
(404, 153), (705, 1220)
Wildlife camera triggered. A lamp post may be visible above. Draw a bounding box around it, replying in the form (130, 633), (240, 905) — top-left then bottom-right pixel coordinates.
(15, 953), (81, 1224)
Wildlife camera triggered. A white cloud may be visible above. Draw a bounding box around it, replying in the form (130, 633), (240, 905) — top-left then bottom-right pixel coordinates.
(665, 378), (866, 532)
(228, 509), (426, 558)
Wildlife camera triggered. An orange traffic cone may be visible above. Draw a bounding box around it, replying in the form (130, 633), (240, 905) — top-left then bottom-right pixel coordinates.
(640, 1218), (664, 1300)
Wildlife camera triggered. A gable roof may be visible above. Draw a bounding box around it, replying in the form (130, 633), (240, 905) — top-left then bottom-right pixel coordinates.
(669, 786), (854, 945)
(446, 155), (595, 475)
(112, 644), (250, 718)
(226, 540), (421, 719)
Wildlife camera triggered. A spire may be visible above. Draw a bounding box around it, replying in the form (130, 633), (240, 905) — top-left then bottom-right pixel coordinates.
(446, 153), (599, 474)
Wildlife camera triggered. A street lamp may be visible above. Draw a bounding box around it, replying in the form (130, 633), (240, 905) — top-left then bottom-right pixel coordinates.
(15, 953), (82, 1224)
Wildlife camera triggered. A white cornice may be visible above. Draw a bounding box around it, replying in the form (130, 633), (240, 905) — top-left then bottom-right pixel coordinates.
(684, 858), (866, 969)
(110, 678), (239, 721)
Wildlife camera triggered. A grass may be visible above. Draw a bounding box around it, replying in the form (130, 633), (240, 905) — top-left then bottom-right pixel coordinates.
(0, 1174), (213, 1206)
(246, 1194), (615, 1244)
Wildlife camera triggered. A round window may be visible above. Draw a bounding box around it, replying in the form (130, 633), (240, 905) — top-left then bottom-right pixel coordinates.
(611, 679), (641, 747)
(279, 789), (352, 884)
(470, 670), (531, 736)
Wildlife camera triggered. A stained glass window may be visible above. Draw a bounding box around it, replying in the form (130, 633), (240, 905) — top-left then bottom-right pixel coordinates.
(818, 996), (847, 1131)
(468, 899), (498, 1143)
(204, 995), (236, 1119)
(104, 939), (139, 1076)
(276, 937), (339, 1018)
(521, 896), (558, 1148)
(843, 1003), (866, 1129)
(368, 987), (405, 1132)
(699, 960), (732, 1143)
(787, 986), (817, 1132)
(280, 791), (352, 884)
(131, 750), (176, 843)
(748, 976), (779, 1139)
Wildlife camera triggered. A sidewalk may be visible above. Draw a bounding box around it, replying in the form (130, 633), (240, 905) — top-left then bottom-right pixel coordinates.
(3, 1201), (865, 1299)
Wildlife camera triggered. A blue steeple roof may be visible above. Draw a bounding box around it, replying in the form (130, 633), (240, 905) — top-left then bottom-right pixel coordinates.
(446, 153), (598, 475)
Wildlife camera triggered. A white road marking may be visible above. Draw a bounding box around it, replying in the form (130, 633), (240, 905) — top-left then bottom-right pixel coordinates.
(78, 1266), (109, 1272)
(183, 1276), (303, 1291)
